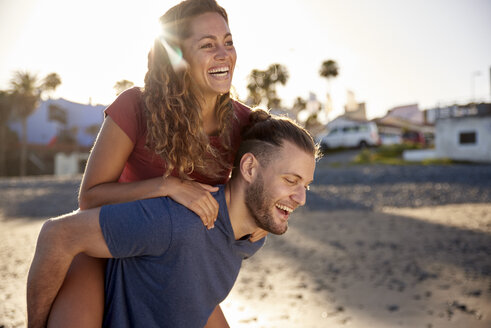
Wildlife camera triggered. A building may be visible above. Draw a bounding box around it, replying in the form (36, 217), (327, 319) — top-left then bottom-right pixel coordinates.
(343, 90), (367, 121)
(384, 103), (424, 124)
(403, 103), (491, 163)
(9, 98), (105, 147)
(425, 102), (490, 124)
(433, 103), (491, 163)
(7, 98), (105, 176)
(375, 103), (434, 145)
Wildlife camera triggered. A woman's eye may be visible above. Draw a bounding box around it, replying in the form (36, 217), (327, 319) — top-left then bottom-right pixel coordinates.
(200, 43), (213, 49)
(225, 40), (234, 47)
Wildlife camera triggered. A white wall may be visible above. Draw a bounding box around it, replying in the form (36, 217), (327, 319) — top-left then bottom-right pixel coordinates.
(54, 152), (89, 176)
(435, 116), (491, 163)
(10, 98), (105, 147)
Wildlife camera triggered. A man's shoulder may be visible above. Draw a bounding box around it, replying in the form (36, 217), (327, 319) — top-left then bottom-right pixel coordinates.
(162, 185), (231, 239)
(163, 196), (206, 231)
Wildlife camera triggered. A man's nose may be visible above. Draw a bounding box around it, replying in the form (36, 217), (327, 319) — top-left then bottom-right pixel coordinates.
(291, 185), (306, 206)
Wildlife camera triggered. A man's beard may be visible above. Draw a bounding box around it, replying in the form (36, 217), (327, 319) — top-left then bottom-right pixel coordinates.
(245, 172), (288, 235)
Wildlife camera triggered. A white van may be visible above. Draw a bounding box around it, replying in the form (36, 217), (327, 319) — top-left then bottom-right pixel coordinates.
(319, 121), (380, 150)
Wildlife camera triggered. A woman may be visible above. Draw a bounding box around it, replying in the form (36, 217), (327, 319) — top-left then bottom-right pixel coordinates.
(47, 0), (266, 327)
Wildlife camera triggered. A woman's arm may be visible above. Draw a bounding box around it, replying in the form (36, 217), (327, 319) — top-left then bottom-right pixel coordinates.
(79, 116), (163, 209)
(79, 117), (219, 226)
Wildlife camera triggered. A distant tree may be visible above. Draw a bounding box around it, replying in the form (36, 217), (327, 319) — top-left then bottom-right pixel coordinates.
(9, 70), (62, 176)
(58, 126), (78, 145)
(246, 69), (263, 106)
(42, 73), (62, 98)
(319, 59), (339, 89)
(247, 63), (289, 108)
(304, 112), (320, 131)
(85, 124), (101, 137)
(85, 123), (102, 145)
(292, 96), (306, 111)
(289, 96), (306, 121)
(319, 59), (339, 117)
(114, 79), (134, 96)
(48, 103), (67, 125)
(0, 90), (14, 176)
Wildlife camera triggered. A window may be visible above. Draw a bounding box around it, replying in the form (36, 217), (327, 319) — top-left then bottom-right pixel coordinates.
(343, 126), (359, 133)
(459, 131), (476, 144)
(328, 128), (338, 135)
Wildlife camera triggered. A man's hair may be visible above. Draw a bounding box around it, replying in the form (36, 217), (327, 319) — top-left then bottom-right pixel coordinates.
(233, 109), (321, 170)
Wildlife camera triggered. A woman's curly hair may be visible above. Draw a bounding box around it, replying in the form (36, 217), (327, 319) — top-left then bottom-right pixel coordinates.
(142, 0), (234, 179)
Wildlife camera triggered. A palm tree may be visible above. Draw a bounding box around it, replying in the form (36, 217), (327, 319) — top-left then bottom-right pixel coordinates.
(246, 69), (263, 106)
(246, 63), (289, 108)
(85, 123), (102, 146)
(0, 90), (13, 176)
(43, 73), (62, 96)
(319, 59), (339, 118)
(114, 79), (134, 96)
(292, 96), (307, 112)
(10, 70), (61, 176)
(319, 59), (339, 87)
(266, 63), (289, 108)
(10, 71), (40, 176)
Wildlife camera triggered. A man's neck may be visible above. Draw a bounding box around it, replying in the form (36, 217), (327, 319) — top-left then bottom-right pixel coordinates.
(224, 181), (258, 240)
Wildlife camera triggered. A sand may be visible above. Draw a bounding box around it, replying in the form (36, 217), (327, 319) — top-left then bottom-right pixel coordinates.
(0, 180), (490, 327)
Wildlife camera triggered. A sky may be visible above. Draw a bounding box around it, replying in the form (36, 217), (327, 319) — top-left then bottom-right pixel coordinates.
(1, 0), (490, 120)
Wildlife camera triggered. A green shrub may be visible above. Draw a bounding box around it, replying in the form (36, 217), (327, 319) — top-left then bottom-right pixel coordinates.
(352, 144), (448, 165)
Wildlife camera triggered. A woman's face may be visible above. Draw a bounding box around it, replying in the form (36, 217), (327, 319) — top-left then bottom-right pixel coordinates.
(182, 12), (237, 100)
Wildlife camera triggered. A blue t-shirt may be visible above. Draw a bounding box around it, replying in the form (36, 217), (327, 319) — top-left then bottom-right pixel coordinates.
(99, 185), (265, 328)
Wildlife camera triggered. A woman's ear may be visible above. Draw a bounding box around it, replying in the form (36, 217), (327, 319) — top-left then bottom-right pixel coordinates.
(239, 153), (259, 183)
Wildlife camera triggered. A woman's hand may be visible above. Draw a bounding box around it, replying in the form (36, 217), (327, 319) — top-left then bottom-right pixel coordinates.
(249, 228), (268, 242)
(164, 176), (220, 229)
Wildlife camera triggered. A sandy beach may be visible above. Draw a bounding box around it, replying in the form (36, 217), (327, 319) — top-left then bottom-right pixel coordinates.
(0, 166), (490, 327)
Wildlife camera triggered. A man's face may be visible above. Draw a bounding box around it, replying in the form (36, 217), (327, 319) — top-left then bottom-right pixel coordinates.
(245, 141), (316, 235)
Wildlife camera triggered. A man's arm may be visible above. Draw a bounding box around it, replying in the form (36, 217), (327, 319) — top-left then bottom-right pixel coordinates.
(26, 208), (112, 328)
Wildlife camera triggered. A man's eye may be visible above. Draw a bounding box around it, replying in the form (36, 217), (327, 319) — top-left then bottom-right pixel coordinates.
(284, 178), (295, 185)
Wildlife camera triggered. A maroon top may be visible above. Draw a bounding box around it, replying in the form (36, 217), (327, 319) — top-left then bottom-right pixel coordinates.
(104, 87), (251, 185)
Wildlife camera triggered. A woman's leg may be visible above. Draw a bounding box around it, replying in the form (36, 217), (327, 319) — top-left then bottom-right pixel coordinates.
(47, 254), (106, 328)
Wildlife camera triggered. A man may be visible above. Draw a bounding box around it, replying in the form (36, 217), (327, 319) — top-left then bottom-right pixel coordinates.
(27, 110), (319, 327)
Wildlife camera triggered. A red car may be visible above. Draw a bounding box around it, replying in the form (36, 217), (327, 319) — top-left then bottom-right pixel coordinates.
(402, 131), (426, 146)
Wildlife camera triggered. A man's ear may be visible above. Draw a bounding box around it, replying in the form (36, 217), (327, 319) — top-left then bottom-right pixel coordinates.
(239, 153), (259, 183)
